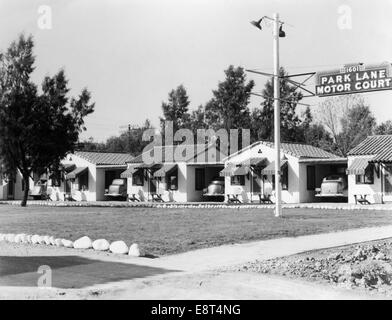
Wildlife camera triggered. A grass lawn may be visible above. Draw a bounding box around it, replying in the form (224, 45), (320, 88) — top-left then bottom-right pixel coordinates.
(0, 205), (391, 256)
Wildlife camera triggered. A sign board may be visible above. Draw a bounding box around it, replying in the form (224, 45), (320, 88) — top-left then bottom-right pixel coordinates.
(315, 62), (392, 97)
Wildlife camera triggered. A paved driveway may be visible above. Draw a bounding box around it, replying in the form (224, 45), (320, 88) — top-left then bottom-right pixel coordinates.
(0, 255), (177, 289)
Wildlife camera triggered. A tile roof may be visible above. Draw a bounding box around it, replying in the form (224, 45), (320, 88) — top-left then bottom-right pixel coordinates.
(225, 140), (339, 160)
(348, 135), (392, 163)
(74, 151), (133, 166)
(129, 144), (226, 164)
(274, 142), (339, 159)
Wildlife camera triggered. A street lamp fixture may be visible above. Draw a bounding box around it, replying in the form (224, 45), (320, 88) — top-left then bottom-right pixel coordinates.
(279, 25), (286, 38)
(250, 18), (263, 30)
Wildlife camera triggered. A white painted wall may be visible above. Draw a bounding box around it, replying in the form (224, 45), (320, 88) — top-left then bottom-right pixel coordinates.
(347, 155), (382, 204)
(95, 168), (105, 201)
(186, 165), (201, 201)
(0, 170), (34, 200)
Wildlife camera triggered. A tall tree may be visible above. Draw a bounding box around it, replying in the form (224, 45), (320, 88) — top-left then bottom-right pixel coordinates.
(0, 34), (94, 206)
(105, 119), (154, 155)
(79, 120), (154, 155)
(189, 105), (206, 132)
(317, 94), (375, 156)
(204, 65), (254, 132)
(255, 67), (304, 142)
(338, 104), (376, 156)
(375, 120), (392, 135)
(160, 84), (191, 134)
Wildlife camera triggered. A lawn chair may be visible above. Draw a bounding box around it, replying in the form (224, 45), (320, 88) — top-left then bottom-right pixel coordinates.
(227, 194), (242, 204)
(258, 193), (273, 204)
(128, 194), (140, 202)
(354, 194), (371, 205)
(151, 193), (164, 202)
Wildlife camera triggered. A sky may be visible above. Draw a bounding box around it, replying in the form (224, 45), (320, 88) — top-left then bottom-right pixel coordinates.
(0, 0), (391, 141)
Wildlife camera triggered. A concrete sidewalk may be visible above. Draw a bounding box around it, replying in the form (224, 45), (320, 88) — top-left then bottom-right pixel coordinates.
(131, 224), (392, 272)
(3, 225), (392, 274)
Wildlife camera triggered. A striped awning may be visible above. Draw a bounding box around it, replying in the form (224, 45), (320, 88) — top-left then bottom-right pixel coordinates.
(247, 157), (267, 167)
(138, 163), (159, 169)
(62, 163), (76, 172)
(219, 163), (237, 177)
(153, 164), (177, 177)
(261, 160), (288, 175)
(66, 167), (88, 179)
(346, 156), (373, 175)
(233, 165), (250, 176)
(120, 165), (140, 178)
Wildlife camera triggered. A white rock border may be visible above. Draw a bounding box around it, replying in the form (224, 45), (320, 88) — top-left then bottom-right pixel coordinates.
(0, 232), (143, 257)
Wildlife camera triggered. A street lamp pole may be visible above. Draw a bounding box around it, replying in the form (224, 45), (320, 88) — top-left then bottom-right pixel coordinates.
(250, 13), (284, 217)
(273, 13), (282, 217)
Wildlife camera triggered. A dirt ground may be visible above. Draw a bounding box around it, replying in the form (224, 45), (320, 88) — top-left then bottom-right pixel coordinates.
(233, 238), (392, 297)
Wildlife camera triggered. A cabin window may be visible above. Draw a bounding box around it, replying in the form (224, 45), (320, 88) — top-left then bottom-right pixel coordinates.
(307, 166), (316, 190)
(281, 164), (289, 190)
(166, 168), (178, 190)
(52, 177), (61, 187)
(356, 165), (374, 184)
(50, 170), (62, 187)
(132, 170), (144, 186)
(195, 168), (205, 191)
(272, 171), (288, 190)
(231, 175), (245, 186)
(252, 174), (261, 193)
(78, 171), (89, 191)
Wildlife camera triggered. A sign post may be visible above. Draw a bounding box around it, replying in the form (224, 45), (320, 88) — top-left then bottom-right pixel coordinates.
(273, 13), (282, 218)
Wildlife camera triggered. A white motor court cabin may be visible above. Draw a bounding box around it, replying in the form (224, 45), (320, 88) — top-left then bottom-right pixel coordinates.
(47, 151), (134, 201)
(121, 144), (226, 202)
(221, 141), (347, 204)
(346, 135), (392, 204)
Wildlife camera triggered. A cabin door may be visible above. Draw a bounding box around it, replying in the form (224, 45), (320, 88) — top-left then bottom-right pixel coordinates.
(7, 179), (14, 199)
(383, 165), (392, 202)
(149, 177), (157, 193)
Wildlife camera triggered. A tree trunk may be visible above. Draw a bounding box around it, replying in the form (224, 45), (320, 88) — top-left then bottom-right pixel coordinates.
(20, 175), (30, 207)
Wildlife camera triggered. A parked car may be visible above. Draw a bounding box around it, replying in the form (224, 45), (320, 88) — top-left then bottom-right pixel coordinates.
(29, 183), (49, 200)
(315, 174), (348, 199)
(203, 177), (225, 202)
(104, 178), (127, 200)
